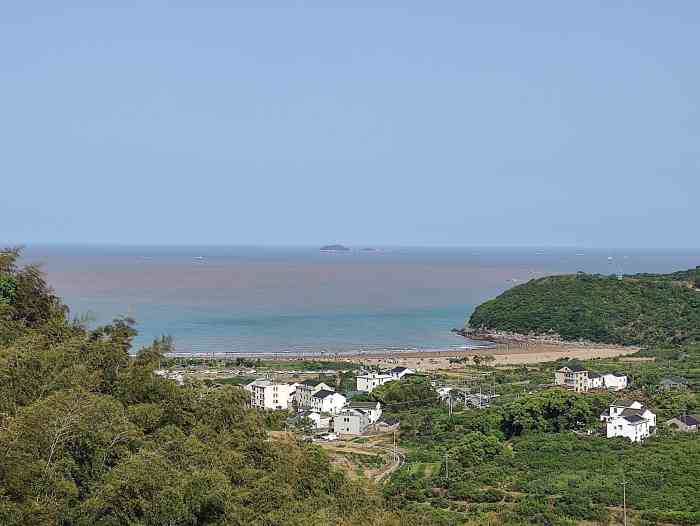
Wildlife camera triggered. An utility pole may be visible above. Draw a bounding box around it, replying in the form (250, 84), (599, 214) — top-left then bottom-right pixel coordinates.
(444, 452), (449, 484)
(621, 475), (628, 526)
(393, 430), (397, 462)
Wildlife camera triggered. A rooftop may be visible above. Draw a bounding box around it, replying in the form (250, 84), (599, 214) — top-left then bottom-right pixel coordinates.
(677, 415), (700, 426)
(661, 376), (688, 384)
(349, 401), (380, 409)
(612, 399), (638, 408)
(558, 364), (587, 373)
(623, 415), (646, 424)
(301, 379), (327, 387)
(337, 408), (365, 417)
(313, 389), (338, 399)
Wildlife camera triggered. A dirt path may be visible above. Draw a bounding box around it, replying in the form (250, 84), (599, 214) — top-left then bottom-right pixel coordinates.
(318, 434), (405, 482)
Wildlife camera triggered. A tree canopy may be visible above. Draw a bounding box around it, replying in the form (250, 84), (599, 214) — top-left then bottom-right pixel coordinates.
(468, 268), (700, 346)
(0, 248), (435, 526)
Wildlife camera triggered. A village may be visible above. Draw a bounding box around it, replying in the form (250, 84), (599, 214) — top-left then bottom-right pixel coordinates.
(156, 355), (698, 446)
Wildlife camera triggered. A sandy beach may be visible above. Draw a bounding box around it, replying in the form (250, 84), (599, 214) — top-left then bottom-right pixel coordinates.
(300, 341), (640, 371)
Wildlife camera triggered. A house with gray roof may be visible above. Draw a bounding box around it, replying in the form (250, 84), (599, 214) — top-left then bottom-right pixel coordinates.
(332, 408), (370, 435)
(665, 415), (699, 432)
(347, 400), (382, 423)
(660, 376), (689, 391)
(294, 380), (335, 409)
(310, 389), (347, 414)
(600, 399), (656, 442)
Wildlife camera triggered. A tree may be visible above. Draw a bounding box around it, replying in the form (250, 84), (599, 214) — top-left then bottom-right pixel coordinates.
(0, 251), (439, 525)
(451, 432), (506, 468)
(501, 389), (592, 437)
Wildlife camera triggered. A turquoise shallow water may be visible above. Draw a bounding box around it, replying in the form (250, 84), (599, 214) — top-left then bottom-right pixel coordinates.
(20, 245), (700, 353)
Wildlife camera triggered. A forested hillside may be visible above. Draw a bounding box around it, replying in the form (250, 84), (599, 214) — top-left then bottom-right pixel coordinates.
(0, 249), (433, 526)
(468, 267), (700, 346)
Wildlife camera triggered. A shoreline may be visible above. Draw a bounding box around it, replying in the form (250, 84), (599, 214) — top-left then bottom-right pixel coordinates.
(164, 337), (639, 370)
(163, 341), (497, 360)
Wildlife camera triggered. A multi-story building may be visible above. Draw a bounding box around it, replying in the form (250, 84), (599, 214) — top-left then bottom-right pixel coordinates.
(587, 372), (603, 389)
(347, 400), (383, 423)
(600, 400), (656, 442)
(310, 390), (347, 414)
(333, 408), (370, 435)
(249, 380), (293, 410)
(554, 365), (589, 393)
(356, 372), (394, 393)
(294, 380), (335, 409)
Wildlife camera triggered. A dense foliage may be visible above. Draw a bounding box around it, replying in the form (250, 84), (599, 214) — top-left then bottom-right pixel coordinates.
(378, 347), (700, 525)
(0, 250), (435, 526)
(468, 268), (700, 346)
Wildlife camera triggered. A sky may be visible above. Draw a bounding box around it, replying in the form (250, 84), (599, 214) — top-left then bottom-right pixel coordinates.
(1, 2), (699, 248)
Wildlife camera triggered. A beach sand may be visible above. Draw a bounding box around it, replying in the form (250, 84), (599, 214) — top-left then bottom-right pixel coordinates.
(303, 342), (639, 371)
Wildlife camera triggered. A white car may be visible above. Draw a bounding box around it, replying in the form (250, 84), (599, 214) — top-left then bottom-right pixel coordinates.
(320, 433), (338, 441)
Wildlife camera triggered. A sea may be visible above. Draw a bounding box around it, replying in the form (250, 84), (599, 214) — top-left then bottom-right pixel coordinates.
(18, 245), (700, 355)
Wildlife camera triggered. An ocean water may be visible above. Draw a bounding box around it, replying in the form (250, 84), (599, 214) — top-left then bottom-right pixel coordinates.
(19, 245), (700, 354)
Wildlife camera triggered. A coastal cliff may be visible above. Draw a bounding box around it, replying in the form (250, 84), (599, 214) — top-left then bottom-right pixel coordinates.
(464, 266), (700, 347)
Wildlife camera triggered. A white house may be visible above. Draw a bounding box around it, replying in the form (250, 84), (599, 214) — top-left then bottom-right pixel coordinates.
(587, 372), (603, 389)
(250, 380), (293, 410)
(390, 367), (415, 379)
(356, 372), (394, 393)
(347, 400), (382, 423)
(294, 380), (335, 409)
(296, 410), (331, 430)
(602, 373), (628, 391)
(333, 408), (370, 435)
(600, 400), (656, 443)
(310, 390), (347, 414)
(244, 378), (268, 392)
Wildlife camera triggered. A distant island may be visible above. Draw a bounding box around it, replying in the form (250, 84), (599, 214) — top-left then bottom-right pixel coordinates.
(360, 247), (378, 252)
(320, 244), (350, 252)
(464, 266), (700, 347)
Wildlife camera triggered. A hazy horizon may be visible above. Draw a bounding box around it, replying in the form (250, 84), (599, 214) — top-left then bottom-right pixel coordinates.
(20, 244), (700, 353)
(9, 242), (700, 251)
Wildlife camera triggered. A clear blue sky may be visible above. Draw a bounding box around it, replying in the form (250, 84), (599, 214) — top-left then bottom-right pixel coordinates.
(2, 2), (698, 248)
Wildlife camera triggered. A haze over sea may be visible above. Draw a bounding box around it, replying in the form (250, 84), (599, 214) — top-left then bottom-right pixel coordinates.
(20, 246), (700, 355)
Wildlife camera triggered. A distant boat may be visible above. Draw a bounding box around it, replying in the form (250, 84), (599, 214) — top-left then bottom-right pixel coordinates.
(320, 244), (350, 252)
(194, 256), (205, 261)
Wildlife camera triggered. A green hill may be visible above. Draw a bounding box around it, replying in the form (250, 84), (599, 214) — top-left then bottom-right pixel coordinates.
(468, 266), (700, 347)
(0, 248), (434, 526)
